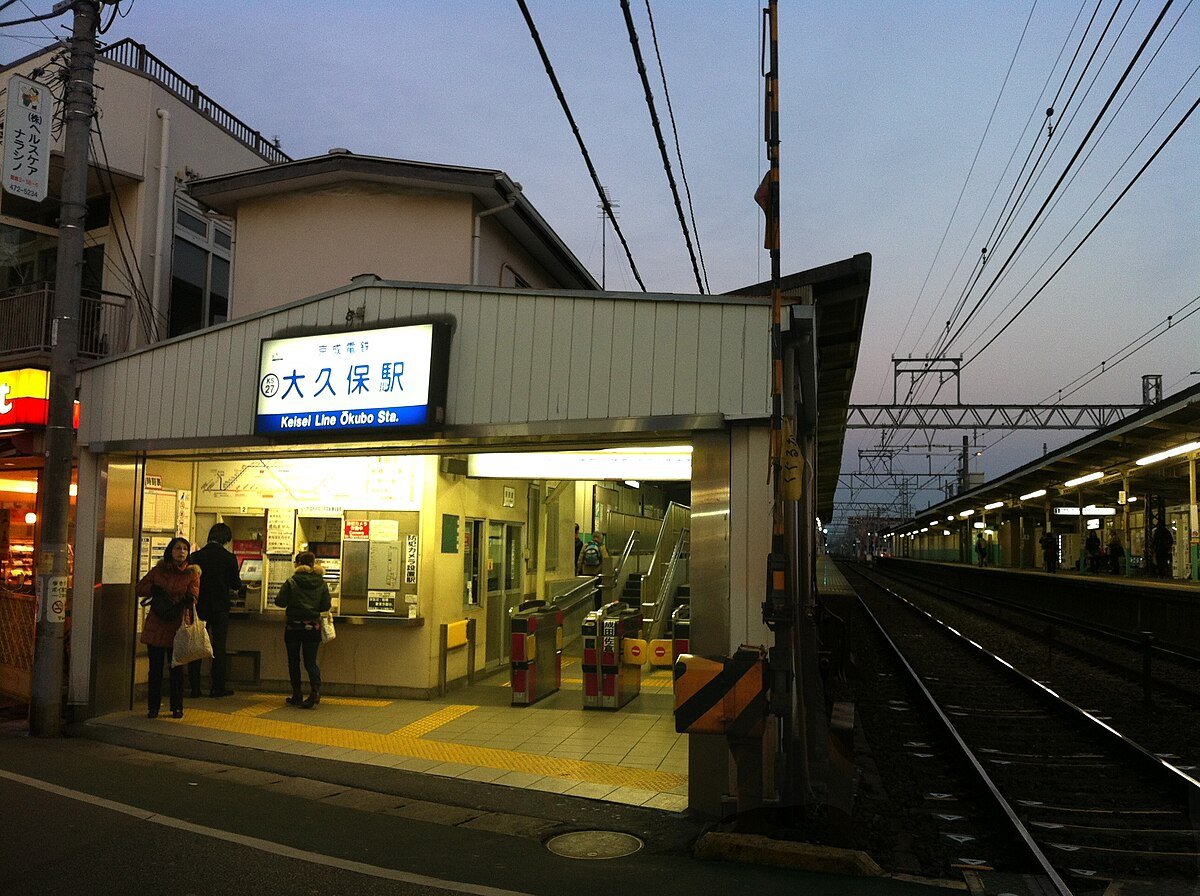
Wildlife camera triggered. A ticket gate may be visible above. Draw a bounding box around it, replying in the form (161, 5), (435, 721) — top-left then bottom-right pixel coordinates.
(510, 599), (563, 706)
(582, 601), (644, 710)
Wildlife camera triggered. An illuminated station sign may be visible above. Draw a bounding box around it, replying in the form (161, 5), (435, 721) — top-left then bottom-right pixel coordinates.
(255, 323), (450, 435)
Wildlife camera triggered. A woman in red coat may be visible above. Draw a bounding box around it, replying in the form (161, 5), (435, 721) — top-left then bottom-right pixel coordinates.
(135, 537), (200, 718)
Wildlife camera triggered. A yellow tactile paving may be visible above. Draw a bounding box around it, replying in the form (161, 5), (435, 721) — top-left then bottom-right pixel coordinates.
(392, 705), (478, 737)
(158, 707), (688, 792)
(232, 693), (392, 716)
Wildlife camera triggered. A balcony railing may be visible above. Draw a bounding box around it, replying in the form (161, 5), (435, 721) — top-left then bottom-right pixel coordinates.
(99, 39), (291, 166)
(0, 284), (128, 360)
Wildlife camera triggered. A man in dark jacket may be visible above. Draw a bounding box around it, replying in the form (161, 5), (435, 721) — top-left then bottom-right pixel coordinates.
(188, 523), (242, 697)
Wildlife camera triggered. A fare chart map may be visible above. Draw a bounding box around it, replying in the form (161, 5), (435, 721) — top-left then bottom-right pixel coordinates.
(196, 457), (422, 511)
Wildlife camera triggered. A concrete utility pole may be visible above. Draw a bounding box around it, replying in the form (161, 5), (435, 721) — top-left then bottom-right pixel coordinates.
(31, 0), (101, 737)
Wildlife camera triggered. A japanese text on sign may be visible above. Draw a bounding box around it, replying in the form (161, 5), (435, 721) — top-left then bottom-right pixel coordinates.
(256, 324), (444, 434)
(3, 76), (49, 202)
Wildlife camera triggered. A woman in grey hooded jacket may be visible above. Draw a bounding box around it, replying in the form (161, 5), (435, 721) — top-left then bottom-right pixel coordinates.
(274, 550), (332, 708)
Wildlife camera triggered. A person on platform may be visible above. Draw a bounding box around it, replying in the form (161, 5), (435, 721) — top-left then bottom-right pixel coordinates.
(274, 550), (332, 709)
(135, 537), (200, 719)
(1039, 531), (1058, 573)
(573, 523), (584, 574)
(1084, 530), (1101, 573)
(1152, 519), (1174, 578)
(974, 534), (987, 567)
(187, 523), (242, 698)
(1106, 530), (1125, 575)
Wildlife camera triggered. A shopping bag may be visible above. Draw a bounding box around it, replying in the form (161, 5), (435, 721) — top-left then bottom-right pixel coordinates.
(172, 609), (213, 667)
(320, 612), (336, 643)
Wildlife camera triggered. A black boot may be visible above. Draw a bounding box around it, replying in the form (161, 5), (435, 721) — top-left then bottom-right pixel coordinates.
(285, 687), (303, 706)
(301, 687), (320, 709)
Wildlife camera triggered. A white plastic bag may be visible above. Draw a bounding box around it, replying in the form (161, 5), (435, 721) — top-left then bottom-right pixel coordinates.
(320, 612), (336, 643)
(172, 609), (213, 667)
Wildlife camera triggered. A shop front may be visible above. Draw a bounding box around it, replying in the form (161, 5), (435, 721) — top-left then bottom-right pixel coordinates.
(0, 368), (78, 706)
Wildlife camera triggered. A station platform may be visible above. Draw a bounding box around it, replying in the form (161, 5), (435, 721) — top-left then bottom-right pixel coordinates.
(86, 654), (689, 812)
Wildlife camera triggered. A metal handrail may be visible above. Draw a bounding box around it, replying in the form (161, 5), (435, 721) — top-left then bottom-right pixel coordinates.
(646, 527), (689, 640)
(551, 577), (600, 615)
(640, 502), (690, 619)
(611, 530), (637, 602)
(99, 39), (290, 165)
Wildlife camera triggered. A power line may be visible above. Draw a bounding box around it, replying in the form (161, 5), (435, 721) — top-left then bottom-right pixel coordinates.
(515, 0), (647, 291)
(619, 0), (705, 293)
(642, 0), (708, 293)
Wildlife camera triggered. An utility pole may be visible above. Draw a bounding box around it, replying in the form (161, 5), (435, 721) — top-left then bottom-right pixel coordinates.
(31, 0), (101, 737)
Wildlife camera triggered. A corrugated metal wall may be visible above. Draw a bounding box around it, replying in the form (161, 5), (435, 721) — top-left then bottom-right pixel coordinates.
(78, 282), (771, 446)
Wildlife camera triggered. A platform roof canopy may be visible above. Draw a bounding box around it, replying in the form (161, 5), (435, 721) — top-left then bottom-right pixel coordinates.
(895, 382), (1200, 535)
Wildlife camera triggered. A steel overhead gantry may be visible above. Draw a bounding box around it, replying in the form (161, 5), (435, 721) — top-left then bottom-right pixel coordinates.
(846, 403), (1144, 430)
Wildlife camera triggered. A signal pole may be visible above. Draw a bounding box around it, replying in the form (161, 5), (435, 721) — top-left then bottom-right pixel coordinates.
(31, 0), (101, 737)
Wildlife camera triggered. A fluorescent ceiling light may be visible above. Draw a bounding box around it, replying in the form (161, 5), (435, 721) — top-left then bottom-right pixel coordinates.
(929, 519), (939, 525)
(942, 529), (950, 536)
(1063, 471), (1104, 487)
(1135, 440), (1200, 466)
(1020, 488), (1047, 500)
(984, 501), (1004, 510)
(468, 446), (692, 480)
(973, 522), (985, 529)
(959, 509), (975, 517)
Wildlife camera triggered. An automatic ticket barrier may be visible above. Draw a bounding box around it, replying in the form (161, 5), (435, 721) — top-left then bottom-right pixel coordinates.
(582, 601), (645, 710)
(510, 599), (563, 706)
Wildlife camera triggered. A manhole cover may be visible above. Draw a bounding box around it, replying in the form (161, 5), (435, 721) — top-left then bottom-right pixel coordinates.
(546, 830), (644, 859)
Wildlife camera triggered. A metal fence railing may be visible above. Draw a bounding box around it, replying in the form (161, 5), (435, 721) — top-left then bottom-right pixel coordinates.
(100, 39), (291, 165)
(0, 284), (128, 360)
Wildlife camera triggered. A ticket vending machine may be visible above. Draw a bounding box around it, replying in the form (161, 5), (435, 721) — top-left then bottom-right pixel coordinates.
(581, 601), (644, 710)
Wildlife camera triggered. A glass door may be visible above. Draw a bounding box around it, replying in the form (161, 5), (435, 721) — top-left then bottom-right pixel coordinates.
(484, 521), (524, 666)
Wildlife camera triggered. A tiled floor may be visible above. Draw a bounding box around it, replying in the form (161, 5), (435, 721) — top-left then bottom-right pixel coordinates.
(93, 654), (689, 812)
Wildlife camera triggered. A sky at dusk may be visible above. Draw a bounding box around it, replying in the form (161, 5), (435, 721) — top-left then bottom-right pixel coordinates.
(2, 1), (1197, 527)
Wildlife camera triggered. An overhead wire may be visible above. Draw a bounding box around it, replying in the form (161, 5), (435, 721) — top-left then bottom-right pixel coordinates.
(891, 0), (1044, 383)
(617, 0), (704, 293)
(939, 0), (1177, 358)
(963, 41), (1199, 359)
(642, 0), (709, 293)
(90, 112), (162, 341)
(964, 88), (1200, 365)
(877, 2), (1192, 484)
(515, 0), (647, 291)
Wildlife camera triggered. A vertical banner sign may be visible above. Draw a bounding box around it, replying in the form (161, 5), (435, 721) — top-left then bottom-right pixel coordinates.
(3, 76), (50, 202)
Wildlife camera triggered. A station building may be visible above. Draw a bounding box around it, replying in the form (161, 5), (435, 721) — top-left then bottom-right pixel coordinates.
(1, 40), (874, 815)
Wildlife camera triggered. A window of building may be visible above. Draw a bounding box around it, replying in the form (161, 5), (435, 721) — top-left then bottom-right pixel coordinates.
(168, 195), (232, 337)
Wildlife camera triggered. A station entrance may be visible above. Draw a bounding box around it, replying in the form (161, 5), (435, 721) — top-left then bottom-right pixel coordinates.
(116, 441), (694, 803)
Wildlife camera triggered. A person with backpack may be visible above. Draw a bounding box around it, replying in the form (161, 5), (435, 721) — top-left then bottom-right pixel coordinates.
(274, 550), (332, 709)
(578, 532), (608, 576)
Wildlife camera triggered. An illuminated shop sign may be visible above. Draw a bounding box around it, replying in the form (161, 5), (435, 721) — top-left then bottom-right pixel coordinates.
(255, 323), (450, 435)
(0, 368), (79, 429)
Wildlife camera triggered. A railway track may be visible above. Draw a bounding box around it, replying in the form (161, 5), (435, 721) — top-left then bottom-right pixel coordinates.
(843, 563), (1200, 895)
(873, 563), (1200, 710)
